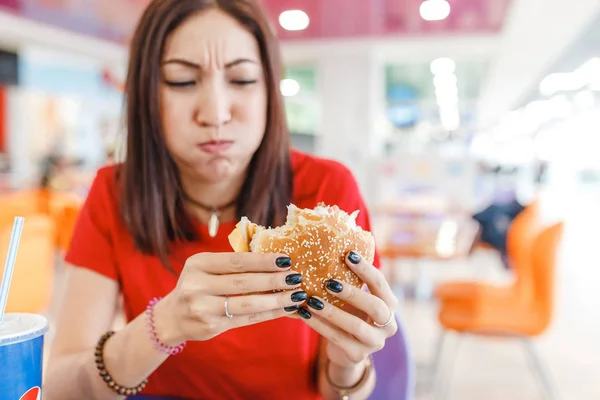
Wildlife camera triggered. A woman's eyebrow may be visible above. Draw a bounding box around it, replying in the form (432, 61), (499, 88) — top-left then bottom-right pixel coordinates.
(161, 58), (258, 69)
(224, 58), (258, 68)
(162, 58), (200, 69)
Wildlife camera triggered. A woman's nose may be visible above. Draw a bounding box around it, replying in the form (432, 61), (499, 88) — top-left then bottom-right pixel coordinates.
(194, 83), (232, 128)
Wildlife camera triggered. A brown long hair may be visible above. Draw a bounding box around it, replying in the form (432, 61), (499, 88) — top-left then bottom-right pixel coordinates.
(118, 0), (292, 270)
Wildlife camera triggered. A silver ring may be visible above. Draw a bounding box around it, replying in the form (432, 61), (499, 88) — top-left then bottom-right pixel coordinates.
(224, 296), (233, 320)
(373, 308), (394, 328)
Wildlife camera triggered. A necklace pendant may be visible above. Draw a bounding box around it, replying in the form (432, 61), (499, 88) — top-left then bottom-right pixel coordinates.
(208, 211), (220, 238)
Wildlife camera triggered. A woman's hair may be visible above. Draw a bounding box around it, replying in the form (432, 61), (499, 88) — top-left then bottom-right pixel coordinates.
(118, 0), (292, 269)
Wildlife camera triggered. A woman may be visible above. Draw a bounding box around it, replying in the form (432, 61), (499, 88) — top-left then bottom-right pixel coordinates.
(45, 1), (399, 399)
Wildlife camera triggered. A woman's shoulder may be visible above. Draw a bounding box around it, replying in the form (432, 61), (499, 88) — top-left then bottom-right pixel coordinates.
(64, 164), (124, 280)
(88, 164), (120, 198)
(94, 163), (120, 183)
(80, 164), (122, 219)
(291, 149), (362, 205)
(291, 149), (356, 182)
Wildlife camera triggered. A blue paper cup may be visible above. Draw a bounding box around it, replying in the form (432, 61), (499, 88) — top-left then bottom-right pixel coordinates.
(0, 313), (49, 400)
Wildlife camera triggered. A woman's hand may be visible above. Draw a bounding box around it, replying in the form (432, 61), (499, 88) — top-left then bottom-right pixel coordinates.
(154, 252), (307, 344)
(297, 251), (399, 385)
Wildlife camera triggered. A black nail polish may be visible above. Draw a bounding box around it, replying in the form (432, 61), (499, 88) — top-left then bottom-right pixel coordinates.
(276, 257), (292, 268)
(326, 279), (343, 293)
(284, 305), (299, 313)
(298, 307), (312, 319)
(307, 297), (324, 311)
(291, 291), (307, 303)
(285, 273), (302, 286)
(348, 251), (361, 264)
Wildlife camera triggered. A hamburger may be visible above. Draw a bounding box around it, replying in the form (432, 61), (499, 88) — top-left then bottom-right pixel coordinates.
(228, 203), (376, 305)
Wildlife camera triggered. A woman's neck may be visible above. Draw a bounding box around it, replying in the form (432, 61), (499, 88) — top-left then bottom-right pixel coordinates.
(183, 180), (240, 208)
(180, 174), (245, 224)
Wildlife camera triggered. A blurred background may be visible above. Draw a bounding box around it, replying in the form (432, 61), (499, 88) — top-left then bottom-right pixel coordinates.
(0, 0), (599, 399)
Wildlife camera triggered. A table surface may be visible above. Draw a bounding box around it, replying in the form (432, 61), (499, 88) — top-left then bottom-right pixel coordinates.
(373, 211), (480, 260)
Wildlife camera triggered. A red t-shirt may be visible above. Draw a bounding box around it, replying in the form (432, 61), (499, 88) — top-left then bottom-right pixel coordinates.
(65, 149), (380, 400)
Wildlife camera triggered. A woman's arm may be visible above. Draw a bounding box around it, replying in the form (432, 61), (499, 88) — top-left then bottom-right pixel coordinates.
(317, 339), (376, 400)
(45, 266), (178, 400)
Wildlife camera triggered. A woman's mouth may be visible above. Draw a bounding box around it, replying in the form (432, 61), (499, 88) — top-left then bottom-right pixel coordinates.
(197, 140), (234, 154)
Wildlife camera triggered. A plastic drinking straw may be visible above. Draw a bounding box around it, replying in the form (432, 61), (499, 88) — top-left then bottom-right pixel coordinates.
(0, 216), (25, 324)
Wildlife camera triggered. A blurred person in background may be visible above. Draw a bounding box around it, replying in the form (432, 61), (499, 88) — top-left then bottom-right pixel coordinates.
(0, 153), (11, 192)
(39, 154), (78, 191)
(44, 1), (399, 399)
(105, 149), (117, 165)
(39, 152), (92, 199)
(472, 166), (526, 269)
(36, 149), (86, 210)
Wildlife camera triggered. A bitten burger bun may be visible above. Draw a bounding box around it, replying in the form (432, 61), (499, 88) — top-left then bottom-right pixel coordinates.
(227, 203), (375, 305)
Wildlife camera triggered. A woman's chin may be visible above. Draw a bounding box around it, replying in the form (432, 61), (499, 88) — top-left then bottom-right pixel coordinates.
(201, 157), (238, 182)
(178, 154), (247, 184)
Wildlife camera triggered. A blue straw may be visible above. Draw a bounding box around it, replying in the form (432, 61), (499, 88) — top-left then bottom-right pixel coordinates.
(0, 216), (25, 323)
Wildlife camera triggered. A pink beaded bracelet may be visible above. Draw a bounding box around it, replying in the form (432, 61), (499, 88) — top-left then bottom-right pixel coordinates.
(145, 297), (186, 355)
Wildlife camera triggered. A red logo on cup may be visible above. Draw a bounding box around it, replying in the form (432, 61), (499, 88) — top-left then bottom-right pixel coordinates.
(19, 387), (41, 400)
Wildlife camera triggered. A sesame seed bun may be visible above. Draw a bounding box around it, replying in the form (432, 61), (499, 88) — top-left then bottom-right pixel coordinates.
(228, 203), (375, 306)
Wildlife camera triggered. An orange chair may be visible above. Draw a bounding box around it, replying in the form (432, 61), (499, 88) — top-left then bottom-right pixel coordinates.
(54, 203), (81, 252)
(0, 189), (51, 227)
(434, 201), (541, 305)
(0, 189), (82, 252)
(0, 214), (57, 314)
(430, 222), (564, 400)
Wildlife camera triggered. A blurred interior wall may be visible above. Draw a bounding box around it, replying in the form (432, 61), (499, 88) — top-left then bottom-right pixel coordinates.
(316, 48), (387, 205)
(3, 46), (123, 187)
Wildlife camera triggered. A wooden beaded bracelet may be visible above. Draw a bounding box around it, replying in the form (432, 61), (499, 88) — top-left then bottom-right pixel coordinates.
(95, 331), (148, 396)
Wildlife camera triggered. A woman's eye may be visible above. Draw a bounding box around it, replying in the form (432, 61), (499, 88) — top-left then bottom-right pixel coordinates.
(231, 79), (258, 86)
(165, 81), (196, 88)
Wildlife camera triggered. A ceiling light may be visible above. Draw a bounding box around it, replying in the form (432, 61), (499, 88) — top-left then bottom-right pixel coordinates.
(573, 90), (595, 110)
(280, 78), (300, 97)
(547, 95), (573, 118)
(437, 96), (459, 107)
(441, 116), (460, 132)
(430, 58), (455, 76)
(589, 77), (600, 91)
(433, 74), (458, 88)
(279, 10), (310, 31)
(539, 73), (584, 96)
(574, 57), (600, 81)
(436, 86), (459, 103)
(439, 106), (460, 131)
(540, 57), (600, 96)
(420, 0), (451, 22)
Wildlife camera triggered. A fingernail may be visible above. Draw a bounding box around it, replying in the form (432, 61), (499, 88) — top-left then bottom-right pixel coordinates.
(298, 307), (312, 319)
(276, 257), (292, 268)
(285, 273), (302, 286)
(291, 291), (307, 303)
(307, 297), (324, 311)
(326, 279), (343, 293)
(348, 251), (361, 264)
(284, 305), (299, 313)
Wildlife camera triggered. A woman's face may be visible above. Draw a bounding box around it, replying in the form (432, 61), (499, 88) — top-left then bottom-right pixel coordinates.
(160, 8), (267, 184)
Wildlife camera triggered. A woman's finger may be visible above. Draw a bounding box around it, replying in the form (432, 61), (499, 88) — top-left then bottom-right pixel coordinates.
(208, 271), (303, 295)
(191, 252), (293, 274)
(304, 296), (384, 348)
(297, 307), (370, 365)
(345, 251), (399, 309)
(225, 307), (291, 330)
(325, 280), (397, 331)
(219, 290), (308, 316)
